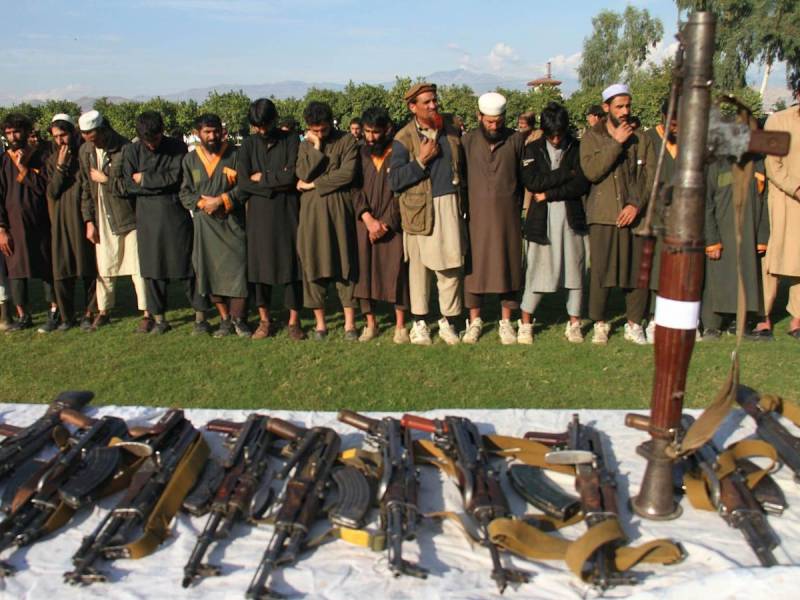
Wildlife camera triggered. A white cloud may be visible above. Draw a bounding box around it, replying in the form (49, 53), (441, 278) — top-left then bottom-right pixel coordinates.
(488, 43), (519, 71)
(6, 84), (91, 103)
(547, 52), (583, 76)
(646, 40), (680, 66)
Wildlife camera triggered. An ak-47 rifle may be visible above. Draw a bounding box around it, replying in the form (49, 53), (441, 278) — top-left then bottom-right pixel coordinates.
(338, 409), (427, 579)
(65, 410), (207, 585)
(246, 418), (371, 600)
(736, 386), (800, 484)
(181, 413), (276, 588)
(0, 410), (130, 575)
(401, 414), (529, 594)
(0, 391), (93, 484)
(525, 415), (640, 589)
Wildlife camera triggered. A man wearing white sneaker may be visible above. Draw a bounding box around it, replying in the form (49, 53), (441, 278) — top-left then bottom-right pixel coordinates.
(580, 84), (654, 345)
(389, 83), (467, 346)
(461, 93), (524, 345)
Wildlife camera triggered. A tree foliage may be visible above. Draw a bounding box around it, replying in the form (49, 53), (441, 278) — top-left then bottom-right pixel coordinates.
(199, 90), (249, 136)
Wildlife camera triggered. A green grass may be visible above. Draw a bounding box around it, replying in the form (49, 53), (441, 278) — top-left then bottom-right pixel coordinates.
(0, 279), (797, 409)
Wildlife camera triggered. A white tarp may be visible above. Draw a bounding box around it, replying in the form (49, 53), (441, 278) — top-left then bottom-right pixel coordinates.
(0, 404), (797, 599)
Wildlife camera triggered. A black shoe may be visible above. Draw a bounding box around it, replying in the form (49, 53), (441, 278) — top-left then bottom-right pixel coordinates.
(79, 315), (94, 331)
(343, 328), (359, 342)
(57, 321), (74, 332)
(6, 314), (33, 333)
(745, 328), (774, 341)
(150, 320), (172, 335)
(232, 318), (251, 338)
(312, 329), (328, 341)
(92, 313), (112, 331)
(191, 320), (213, 336)
(788, 329), (800, 340)
(213, 318), (234, 338)
(701, 328), (722, 341)
(37, 309), (60, 333)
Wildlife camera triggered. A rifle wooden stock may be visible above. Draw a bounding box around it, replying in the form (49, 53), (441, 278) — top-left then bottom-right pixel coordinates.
(0, 423), (22, 437)
(206, 419), (243, 434)
(625, 413), (651, 432)
(337, 410), (378, 433)
(266, 418), (305, 441)
(523, 430), (568, 445)
(401, 414), (443, 434)
(59, 408), (95, 429)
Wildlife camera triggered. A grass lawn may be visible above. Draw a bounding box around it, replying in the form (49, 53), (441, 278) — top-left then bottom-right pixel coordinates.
(0, 279), (797, 410)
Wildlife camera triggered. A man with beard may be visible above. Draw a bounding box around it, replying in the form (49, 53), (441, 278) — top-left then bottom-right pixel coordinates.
(237, 98), (305, 340)
(461, 93), (524, 344)
(389, 83), (467, 345)
(520, 102), (590, 344)
(349, 118), (363, 143)
(0, 112), (57, 332)
(180, 113), (250, 338)
(123, 111), (208, 335)
(296, 101), (359, 340)
(580, 84), (654, 345)
(353, 107), (409, 343)
(79, 110), (149, 331)
(45, 114), (97, 331)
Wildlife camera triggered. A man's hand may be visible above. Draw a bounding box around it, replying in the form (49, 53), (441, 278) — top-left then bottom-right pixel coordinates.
(297, 180), (315, 192)
(132, 172), (143, 184)
(609, 119), (634, 145)
(363, 213), (389, 243)
(56, 144), (70, 167)
(85, 222), (99, 245)
(616, 204), (639, 228)
(0, 229), (12, 256)
(305, 131), (322, 150)
(200, 195), (223, 215)
(794, 186), (800, 201)
(706, 245), (722, 260)
(534, 192), (547, 203)
(418, 137), (440, 166)
(89, 168), (108, 184)
(250, 172), (262, 182)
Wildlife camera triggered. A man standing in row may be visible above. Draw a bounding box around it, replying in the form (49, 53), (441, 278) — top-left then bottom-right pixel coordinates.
(79, 110), (149, 331)
(180, 113), (250, 338)
(237, 98), (305, 341)
(123, 111), (208, 334)
(0, 112), (56, 332)
(353, 107), (409, 343)
(461, 92), (524, 344)
(296, 101), (360, 340)
(580, 84), (653, 345)
(46, 114), (97, 331)
(389, 83), (467, 345)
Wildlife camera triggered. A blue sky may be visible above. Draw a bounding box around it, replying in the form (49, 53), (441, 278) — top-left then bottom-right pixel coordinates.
(1, 0), (788, 102)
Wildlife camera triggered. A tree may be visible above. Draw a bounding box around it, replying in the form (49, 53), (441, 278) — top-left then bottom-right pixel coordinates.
(437, 84), (477, 129)
(578, 7), (664, 88)
(273, 96), (304, 126)
(36, 100), (81, 134)
(199, 90), (250, 136)
(341, 81), (389, 125)
(386, 77), (414, 126)
(302, 87), (349, 128)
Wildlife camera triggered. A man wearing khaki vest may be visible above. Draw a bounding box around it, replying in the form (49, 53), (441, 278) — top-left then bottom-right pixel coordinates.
(389, 83), (467, 345)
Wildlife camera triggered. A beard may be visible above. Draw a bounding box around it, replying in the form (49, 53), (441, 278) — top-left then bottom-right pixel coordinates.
(201, 139), (221, 153)
(367, 136), (391, 156)
(7, 138), (26, 151)
(609, 113), (628, 128)
(479, 122), (503, 143)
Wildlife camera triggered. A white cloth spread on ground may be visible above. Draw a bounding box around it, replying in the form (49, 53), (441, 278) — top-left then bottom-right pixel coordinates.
(0, 405), (797, 600)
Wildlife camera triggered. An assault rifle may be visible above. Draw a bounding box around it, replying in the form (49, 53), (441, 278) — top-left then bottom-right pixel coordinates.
(65, 411), (206, 584)
(401, 414), (529, 594)
(246, 418), (371, 600)
(0, 411), (130, 575)
(525, 414), (638, 589)
(338, 409), (427, 578)
(0, 390), (93, 484)
(182, 413), (276, 588)
(736, 386), (800, 484)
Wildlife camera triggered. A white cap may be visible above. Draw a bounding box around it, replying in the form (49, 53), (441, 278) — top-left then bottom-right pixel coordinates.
(51, 113), (75, 126)
(602, 83), (631, 103)
(78, 110), (104, 132)
(478, 92), (507, 116)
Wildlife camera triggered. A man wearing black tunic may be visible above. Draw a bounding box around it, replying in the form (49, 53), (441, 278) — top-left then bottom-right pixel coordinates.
(123, 111), (208, 334)
(237, 98), (305, 341)
(180, 113), (250, 338)
(45, 114), (97, 331)
(0, 113), (57, 332)
(353, 107), (409, 343)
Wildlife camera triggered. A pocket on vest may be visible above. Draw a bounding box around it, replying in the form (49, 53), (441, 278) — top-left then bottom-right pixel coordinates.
(400, 192), (433, 235)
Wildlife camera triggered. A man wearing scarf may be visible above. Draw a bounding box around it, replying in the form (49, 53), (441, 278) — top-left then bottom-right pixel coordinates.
(389, 83), (467, 346)
(461, 92), (525, 344)
(180, 113), (250, 338)
(0, 112), (56, 332)
(353, 107), (409, 343)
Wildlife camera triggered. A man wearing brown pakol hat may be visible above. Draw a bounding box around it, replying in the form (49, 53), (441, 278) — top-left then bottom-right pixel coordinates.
(389, 82), (467, 346)
(461, 92), (524, 344)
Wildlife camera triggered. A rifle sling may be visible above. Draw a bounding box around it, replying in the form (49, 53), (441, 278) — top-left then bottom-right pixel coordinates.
(683, 438), (778, 511)
(758, 394), (800, 428)
(123, 433), (209, 559)
(305, 525), (387, 552)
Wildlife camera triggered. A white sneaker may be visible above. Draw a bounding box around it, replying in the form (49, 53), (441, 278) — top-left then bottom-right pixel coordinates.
(410, 320), (432, 346)
(498, 319), (517, 345)
(462, 317), (483, 344)
(645, 319), (656, 344)
(592, 322), (610, 345)
(624, 322), (648, 345)
(438, 318), (460, 345)
(517, 320), (534, 345)
(564, 321), (584, 343)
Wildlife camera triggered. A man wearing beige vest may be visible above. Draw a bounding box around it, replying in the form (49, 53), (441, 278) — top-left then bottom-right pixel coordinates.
(756, 96), (800, 339)
(389, 83), (467, 345)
